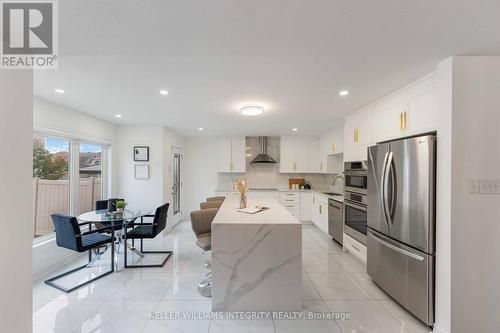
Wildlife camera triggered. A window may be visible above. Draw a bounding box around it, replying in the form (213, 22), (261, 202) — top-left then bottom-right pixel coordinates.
(32, 134), (110, 241)
(78, 143), (103, 214)
(32, 135), (70, 238)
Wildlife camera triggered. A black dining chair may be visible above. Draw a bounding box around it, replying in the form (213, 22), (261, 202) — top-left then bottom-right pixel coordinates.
(44, 213), (115, 293)
(123, 203), (172, 268)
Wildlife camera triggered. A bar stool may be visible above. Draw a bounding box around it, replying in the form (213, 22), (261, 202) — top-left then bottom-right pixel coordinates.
(190, 208), (218, 297)
(206, 196), (225, 202)
(200, 200), (223, 210)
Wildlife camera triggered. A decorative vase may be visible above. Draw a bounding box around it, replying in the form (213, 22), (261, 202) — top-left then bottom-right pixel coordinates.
(239, 194), (247, 209)
(116, 207), (124, 214)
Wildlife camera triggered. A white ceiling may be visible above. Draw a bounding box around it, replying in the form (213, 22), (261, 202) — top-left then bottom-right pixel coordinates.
(34, 0), (500, 136)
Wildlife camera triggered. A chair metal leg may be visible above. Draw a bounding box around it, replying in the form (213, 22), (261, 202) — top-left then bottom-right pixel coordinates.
(124, 237), (173, 268)
(198, 277), (211, 298)
(45, 240), (115, 293)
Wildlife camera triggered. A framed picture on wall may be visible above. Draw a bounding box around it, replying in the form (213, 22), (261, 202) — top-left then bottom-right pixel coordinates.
(134, 146), (149, 161)
(134, 164), (150, 179)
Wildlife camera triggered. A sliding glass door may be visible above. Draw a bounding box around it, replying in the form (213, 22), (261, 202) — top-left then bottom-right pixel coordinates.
(32, 135), (70, 238)
(32, 134), (110, 240)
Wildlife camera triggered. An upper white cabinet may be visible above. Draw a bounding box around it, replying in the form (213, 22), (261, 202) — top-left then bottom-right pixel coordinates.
(319, 126), (344, 173)
(374, 74), (436, 142)
(280, 137), (321, 173)
(307, 139), (321, 173)
(343, 107), (374, 162)
(217, 137), (246, 173)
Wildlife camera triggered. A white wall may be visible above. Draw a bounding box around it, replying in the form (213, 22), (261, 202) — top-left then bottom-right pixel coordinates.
(115, 125), (165, 212)
(0, 71), (33, 333)
(445, 57), (500, 333)
(33, 98), (116, 144)
(435, 58), (452, 333)
(32, 99), (118, 279)
(183, 137), (219, 216)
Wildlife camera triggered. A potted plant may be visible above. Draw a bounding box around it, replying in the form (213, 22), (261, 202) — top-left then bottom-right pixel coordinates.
(114, 200), (127, 214)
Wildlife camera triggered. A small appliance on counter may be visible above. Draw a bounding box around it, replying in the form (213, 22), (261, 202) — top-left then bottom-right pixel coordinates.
(303, 181), (311, 189)
(288, 178), (304, 189)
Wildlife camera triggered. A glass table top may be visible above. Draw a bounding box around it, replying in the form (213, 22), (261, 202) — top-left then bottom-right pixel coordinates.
(78, 208), (153, 223)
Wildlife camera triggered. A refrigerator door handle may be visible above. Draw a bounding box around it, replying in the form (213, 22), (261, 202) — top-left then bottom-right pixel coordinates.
(383, 152), (393, 226)
(388, 156), (396, 223)
(370, 231), (425, 261)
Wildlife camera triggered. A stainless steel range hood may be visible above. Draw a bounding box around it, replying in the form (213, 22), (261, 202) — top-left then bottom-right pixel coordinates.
(250, 136), (277, 164)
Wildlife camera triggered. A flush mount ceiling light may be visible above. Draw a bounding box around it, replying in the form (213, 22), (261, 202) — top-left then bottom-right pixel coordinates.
(292, 128), (298, 132)
(54, 88), (65, 94)
(198, 127), (204, 131)
(339, 90), (350, 97)
(115, 114), (123, 118)
(240, 105), (264, 116)
(159, 90), (169, 95)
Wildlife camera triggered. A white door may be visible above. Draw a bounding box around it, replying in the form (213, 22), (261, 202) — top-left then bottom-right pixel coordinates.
(171, 147), (183, 225)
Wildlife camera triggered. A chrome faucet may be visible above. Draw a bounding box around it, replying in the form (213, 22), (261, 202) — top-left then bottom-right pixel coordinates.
(332, 175), (344, 187)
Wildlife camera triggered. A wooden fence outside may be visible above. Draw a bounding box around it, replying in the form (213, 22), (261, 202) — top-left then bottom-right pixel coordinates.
(32, 177), (102, 237)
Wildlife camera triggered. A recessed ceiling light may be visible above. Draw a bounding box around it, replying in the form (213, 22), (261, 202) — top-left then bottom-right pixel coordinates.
(339, 90), (350, 97)
(292, 128), (298, 132)
(198, 127), (204, 131)
(115, 114), (123, 118)
(159, 90), (169, 95)
(54, 88), (65, 94)
(240, 105), (264, 116)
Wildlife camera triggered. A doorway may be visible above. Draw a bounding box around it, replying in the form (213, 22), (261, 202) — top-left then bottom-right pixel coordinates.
(171, 147), (183, 225)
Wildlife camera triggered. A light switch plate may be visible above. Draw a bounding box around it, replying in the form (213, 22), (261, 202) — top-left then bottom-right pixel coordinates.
(479, 179), (500, 194)
(468, 179), (480, 194)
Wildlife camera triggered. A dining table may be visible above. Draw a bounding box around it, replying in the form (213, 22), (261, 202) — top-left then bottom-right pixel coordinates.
(78, 208), (152, 270)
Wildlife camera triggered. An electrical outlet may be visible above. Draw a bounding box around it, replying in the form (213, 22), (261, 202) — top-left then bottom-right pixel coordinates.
(479, 179), (500, 194)
(468, 179), (480, 194)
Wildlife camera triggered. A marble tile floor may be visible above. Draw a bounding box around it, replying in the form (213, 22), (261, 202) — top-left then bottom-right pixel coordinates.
(33, 220), (433, 333)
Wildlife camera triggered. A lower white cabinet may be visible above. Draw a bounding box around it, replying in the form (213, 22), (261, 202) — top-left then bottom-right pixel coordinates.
(343, 233), (367, 263)
(300, 192), (312, 221)
(312, 193), (328, 234)
(279, 191), (301, 220)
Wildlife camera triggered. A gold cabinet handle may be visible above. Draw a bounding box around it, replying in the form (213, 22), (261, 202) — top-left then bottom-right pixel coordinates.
(351, 244), (360, 252)
(332, 142), (336, 152)
(400, 112), (403, 132)
(404, 111), (407, 130)
(293, 162), (297, 171)
(230, 161), (233, 171)
(353, 129), (356, 143)
(319, 205), (322, 214)
(286, 205), (294, 208)
(320, 162), (323, 171)
(285, 199), (294, 202)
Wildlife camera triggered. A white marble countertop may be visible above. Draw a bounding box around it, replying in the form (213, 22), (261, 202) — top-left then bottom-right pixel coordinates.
(213, 196), (300, 225)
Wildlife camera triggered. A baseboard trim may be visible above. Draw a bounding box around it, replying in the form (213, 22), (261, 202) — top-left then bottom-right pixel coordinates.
(33, 252), (83, 281)
(432, 323), (448, 333)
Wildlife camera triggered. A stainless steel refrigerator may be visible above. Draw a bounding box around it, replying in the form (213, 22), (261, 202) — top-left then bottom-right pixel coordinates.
(367, 134), (436, 326)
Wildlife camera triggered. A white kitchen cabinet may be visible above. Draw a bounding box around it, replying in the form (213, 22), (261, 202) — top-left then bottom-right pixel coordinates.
(294, 138), (309, 173)
(311, 193), (329, 234)
(217, 137), (246, 173)
(373, 74), (436, 143)
(320, 126), (344, 173)
(343, 107), (374, 162)
(307, 139), (321, 173)
(279, 137), (321, 173)
(343, 233), (367, 263)
(300, 192), (312, 221)
(279, 191), (301, 219)
(405, 76), (436, 136)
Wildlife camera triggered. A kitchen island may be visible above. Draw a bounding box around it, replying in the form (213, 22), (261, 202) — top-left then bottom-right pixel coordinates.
(211, 196), (302, 312)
